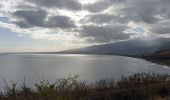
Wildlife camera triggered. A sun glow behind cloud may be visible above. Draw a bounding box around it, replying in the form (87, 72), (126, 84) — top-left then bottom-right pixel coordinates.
(78, 0), (99, 4)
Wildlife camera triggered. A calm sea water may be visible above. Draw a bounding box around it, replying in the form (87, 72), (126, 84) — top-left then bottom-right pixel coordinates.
(0, 54), (170, 84)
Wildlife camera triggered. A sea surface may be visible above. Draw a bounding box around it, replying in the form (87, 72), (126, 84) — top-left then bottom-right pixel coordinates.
(0, 54), (170, 84)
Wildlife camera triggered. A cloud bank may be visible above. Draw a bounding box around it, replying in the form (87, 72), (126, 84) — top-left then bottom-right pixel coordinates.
(0, 0), (170, 44)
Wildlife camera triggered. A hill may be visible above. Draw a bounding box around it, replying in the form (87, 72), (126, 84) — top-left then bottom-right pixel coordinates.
(153, 50), (170, 58)
(59, 38), (170, 56)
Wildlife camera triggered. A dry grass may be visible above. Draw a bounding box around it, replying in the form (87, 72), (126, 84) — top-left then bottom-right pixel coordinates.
(0, 73), (170, 100)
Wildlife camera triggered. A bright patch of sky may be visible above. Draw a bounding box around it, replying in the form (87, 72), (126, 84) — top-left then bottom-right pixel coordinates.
(134, 27), (145, 33)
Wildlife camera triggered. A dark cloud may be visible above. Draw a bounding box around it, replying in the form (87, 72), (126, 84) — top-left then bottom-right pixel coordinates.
(83, 0), (170, 25)
(13, 10), (75, 28)
(45, 16), (75, 28)
(116, 0), (160, 24)
(14, 20), (32, 28)
(118, 0), (170, 24)
(82, 14), (128, 24)
(26, 0), (82, 11)
(151, 21), (170, 34)
(13, 10), (46, 27)
(82, 0), (170, 39)
(79, 25), (130, 43)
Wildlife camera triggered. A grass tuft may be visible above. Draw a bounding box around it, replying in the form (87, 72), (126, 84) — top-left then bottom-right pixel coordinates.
(0, 73), (170, 100)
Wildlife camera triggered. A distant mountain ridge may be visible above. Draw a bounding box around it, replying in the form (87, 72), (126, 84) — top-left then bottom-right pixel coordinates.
(59, 38), (170, 56)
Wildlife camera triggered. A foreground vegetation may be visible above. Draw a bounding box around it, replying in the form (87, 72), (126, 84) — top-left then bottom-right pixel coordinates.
(1, 73), (170, 100)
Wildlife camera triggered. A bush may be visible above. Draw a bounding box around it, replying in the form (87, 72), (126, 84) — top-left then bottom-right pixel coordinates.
(1, 73), (170, 100)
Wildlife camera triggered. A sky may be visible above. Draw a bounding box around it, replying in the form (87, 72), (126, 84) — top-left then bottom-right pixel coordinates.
(0, 0), (170, 52)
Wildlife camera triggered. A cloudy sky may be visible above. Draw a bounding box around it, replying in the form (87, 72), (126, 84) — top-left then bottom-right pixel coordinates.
(0, 0), (170, 52)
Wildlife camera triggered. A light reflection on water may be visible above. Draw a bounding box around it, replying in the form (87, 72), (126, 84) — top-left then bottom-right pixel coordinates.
(0, 54), (170, 85)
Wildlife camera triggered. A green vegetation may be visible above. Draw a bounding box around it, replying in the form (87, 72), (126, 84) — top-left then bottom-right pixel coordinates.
(1, 73), (170, 100)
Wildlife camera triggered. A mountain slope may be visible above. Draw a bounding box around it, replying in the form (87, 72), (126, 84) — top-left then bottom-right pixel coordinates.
(59, 38), (170, 56)
(153, 50), (170, 58)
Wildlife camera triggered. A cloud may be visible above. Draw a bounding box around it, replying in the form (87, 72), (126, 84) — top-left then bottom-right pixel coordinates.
(45, 16), (75, 28)
(13, 10), (75, 28)
(0, 0), (170, 45)
(84, 0), (125, 13)
(82, 14), (128, 24)
(118, 0), (160, 24)
(151, 20), (170, 34)
(25, 0), (82, 11)
(13, 10), (46, 28)
(79, 25), (130, 43)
